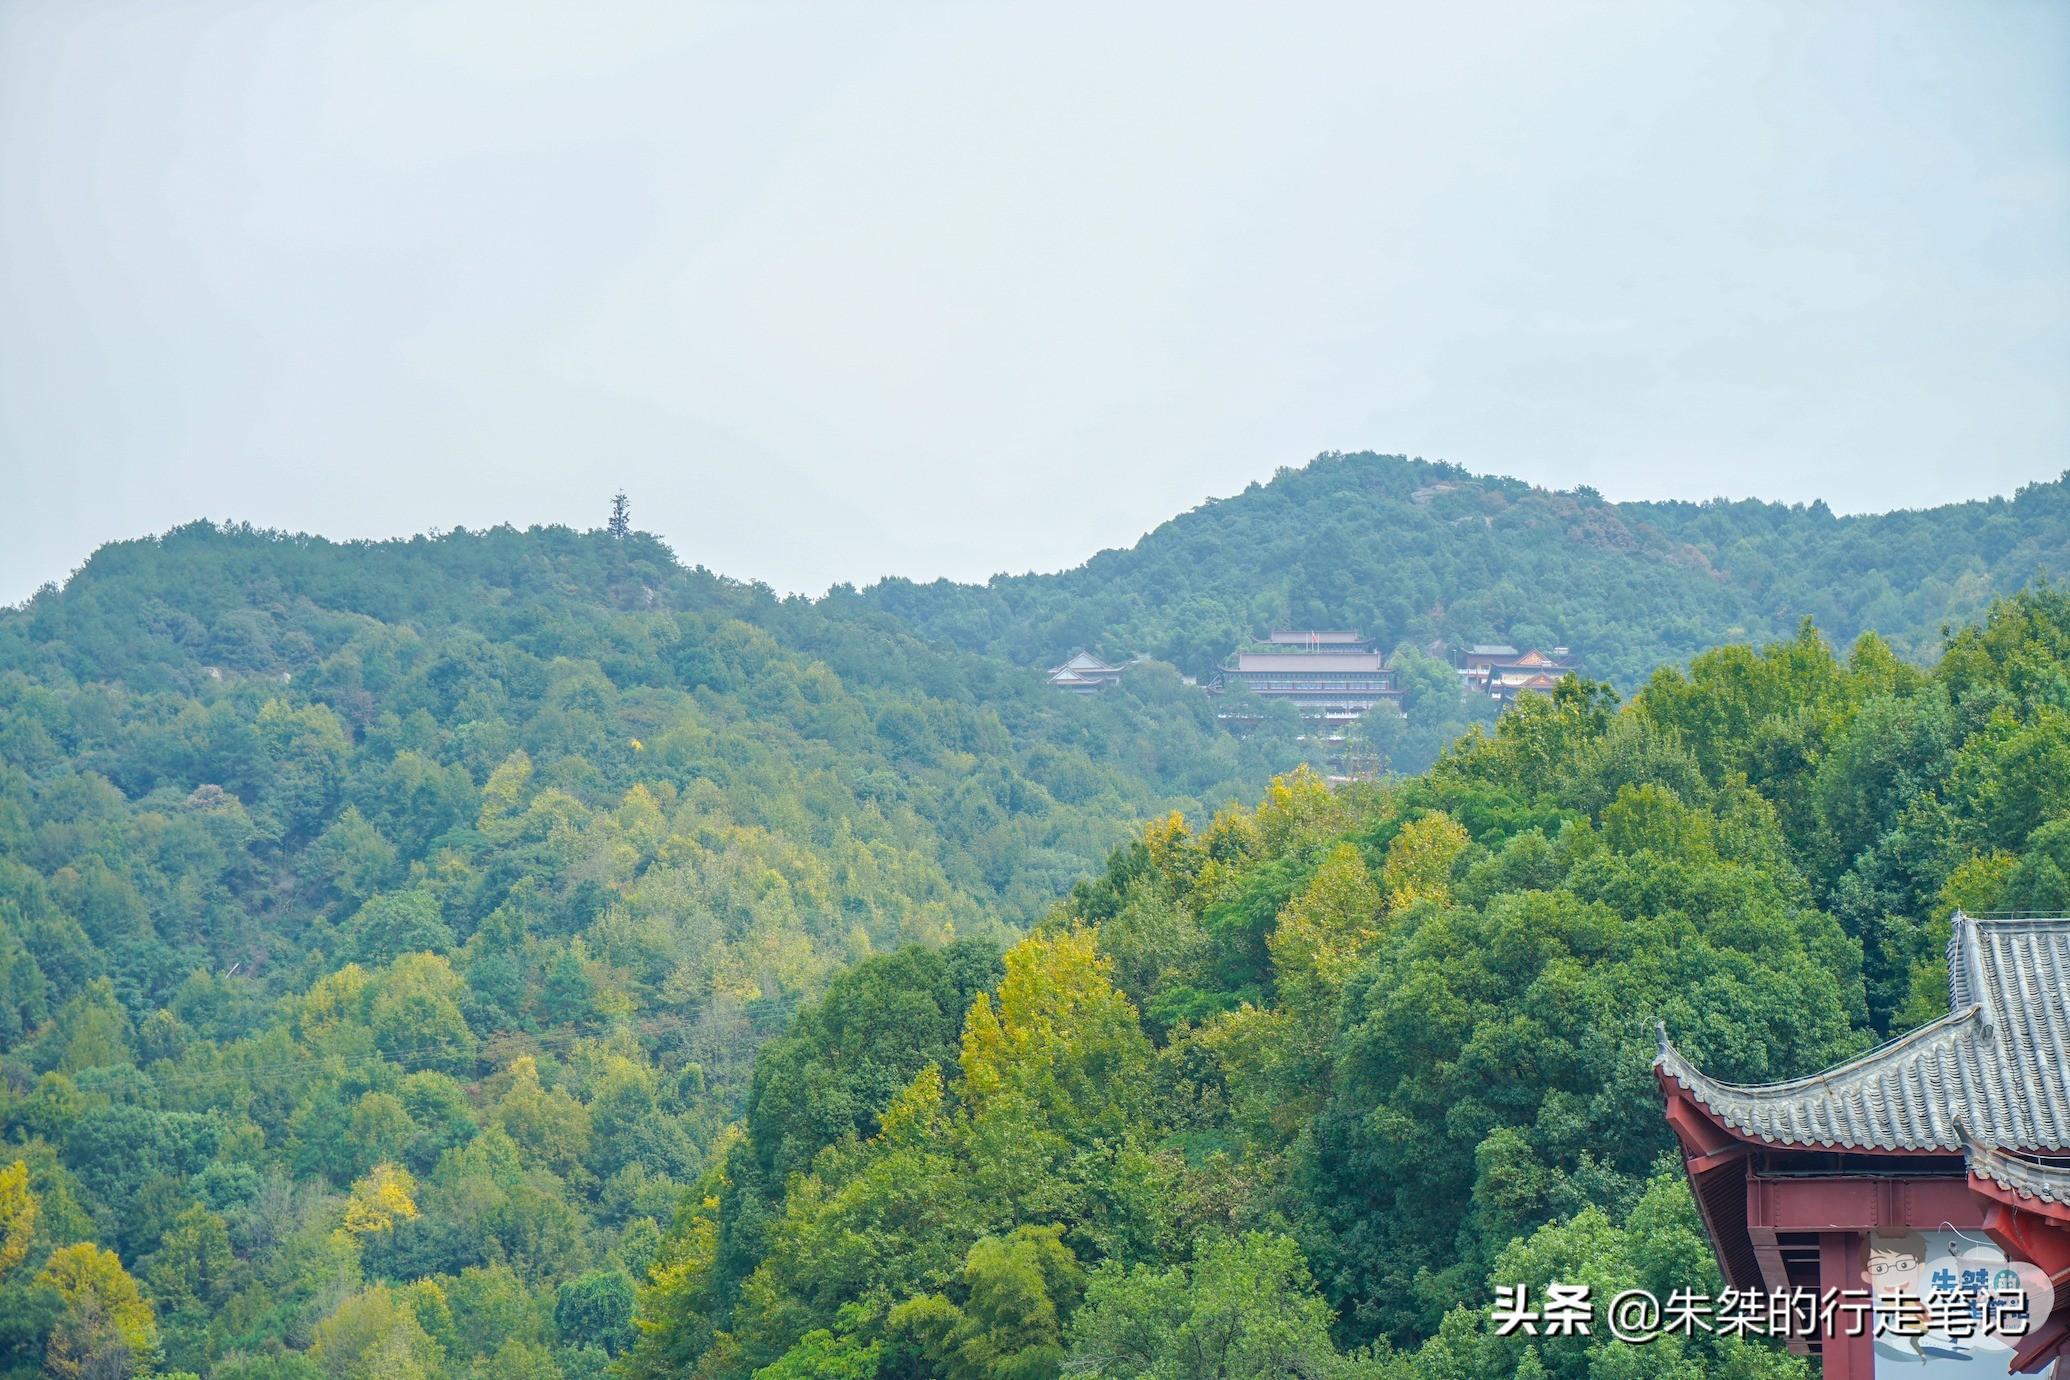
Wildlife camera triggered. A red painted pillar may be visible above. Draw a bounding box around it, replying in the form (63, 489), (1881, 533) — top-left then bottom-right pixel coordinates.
(1818, 1231), (1874, 1379)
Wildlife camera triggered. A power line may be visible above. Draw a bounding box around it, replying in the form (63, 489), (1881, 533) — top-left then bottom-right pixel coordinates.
(103, 1007), (734, 1100)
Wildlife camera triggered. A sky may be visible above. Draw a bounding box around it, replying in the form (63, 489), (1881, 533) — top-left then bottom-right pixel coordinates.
(1, 1), (2066, 603)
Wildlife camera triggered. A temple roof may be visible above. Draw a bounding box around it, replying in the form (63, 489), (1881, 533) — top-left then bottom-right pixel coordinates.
(1965, 1135), (2070, 1207)
(1657, 915), (2070, 1153)
(1268, 631), (1368, 645)
(1227, 652), (1385, 672)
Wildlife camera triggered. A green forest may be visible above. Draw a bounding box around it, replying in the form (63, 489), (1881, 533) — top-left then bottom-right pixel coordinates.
(0, 514), (2067, 1379)
(864, 452), (2070, 686)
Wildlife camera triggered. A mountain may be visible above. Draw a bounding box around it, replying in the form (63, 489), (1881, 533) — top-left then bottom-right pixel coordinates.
(862, 452), (2070, 685)
(0, 520), (1317, 1372)
(631, 588), (2070, 1379)
(0, 500), (2066, 1379)
(1, 520), (1301, 941)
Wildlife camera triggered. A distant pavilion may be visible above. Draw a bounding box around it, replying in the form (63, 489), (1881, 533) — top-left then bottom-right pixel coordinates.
(1216, 631), (1400, 726)
(1457, 644), (1581, 700)
(1046, 651), (1126, 696)
(1657, 915), (2070, 1376)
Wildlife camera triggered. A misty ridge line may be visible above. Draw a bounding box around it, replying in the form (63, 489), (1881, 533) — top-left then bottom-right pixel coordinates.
(24, 449), (2064, 604)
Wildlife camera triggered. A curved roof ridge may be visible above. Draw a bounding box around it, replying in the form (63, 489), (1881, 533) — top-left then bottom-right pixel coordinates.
(1961, 1124), (2070, 1206)
(1656, 1006), (1978, 1102)
(1656, 915), (2070, 1154)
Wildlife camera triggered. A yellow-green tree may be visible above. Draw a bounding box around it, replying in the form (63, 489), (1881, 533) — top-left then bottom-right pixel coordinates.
(38, 1243), (156, 1379)
(492, 1056), (593, 1177)
(960, 928), (1151, 1145)
(1380, 810), (1470, 910)
(0, 1160), (37, 1279)
(369, 952), (476, 1073)
(890, 1225), (1084, 1380)
(342, 1162), (420, 1237)
(309, 1285), (444, 1380)
(1268, 842), (1387, 1018)
(145, 1204), (236, 1315)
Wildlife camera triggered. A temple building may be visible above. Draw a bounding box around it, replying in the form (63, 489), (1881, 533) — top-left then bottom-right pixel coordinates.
(1267, 630), (1371, 649)
(1216, 631), (1400, 725)
(1657, 914), (2070, 1377)
(1046, 651), (1125, 695)
(1458, 644), (1581, 700)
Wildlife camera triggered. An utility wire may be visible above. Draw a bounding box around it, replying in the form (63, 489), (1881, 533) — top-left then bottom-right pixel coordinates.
(51, 1007), (733, 1101)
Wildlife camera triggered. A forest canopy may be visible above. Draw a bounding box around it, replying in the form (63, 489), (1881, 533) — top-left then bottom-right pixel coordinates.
(0, 522), (1305, 1377)
(631, 588), (2070, 1379)
(0, 517), (2065, 1379)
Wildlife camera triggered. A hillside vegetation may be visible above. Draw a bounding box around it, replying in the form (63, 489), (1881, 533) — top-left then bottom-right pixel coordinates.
(864, 452), (2070, 685)
(634, 589), (2070, 1379)
(0, 516), (2065, 1379)
(0, 523), (1300, 1377)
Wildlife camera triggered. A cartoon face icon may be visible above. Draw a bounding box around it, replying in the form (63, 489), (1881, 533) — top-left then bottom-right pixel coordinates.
(1864, 1230), (1928, 1292)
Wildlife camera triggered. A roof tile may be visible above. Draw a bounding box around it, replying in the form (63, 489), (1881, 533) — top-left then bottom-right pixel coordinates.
(1657, 915), (2070, 1154)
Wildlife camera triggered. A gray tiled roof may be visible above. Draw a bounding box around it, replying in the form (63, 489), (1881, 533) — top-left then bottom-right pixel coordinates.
(1228, 653), (1385, 672)
(1964, 1136), (2070, 1206)
(1657, 915), (2070, 1154)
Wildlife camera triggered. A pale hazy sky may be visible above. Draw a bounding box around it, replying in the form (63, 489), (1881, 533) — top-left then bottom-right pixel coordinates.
(2, 1), (2066, 603)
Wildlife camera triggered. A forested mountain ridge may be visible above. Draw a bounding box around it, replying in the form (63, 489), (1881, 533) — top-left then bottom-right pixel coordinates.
(862, 452), (2070, 684)
(630, 589), (2070, 1380)
(1, 515), (2067, 1379)
(0, 521), (1301, 1377)
(2, 520), (1300, 936)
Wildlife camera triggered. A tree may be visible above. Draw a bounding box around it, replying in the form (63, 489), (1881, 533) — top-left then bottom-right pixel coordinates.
(304, 807), (399, 909)
(1268, 843), (1386, 1019)
(342, 891), (453, 968)
(1379, 812), (1468, 911)
(892, 1225), (1084, 1380)
(369, 953), (476, 1073)
(342, 1163), (420, 1237)
(493, 1058), (592, 1177)
(395, 1071), (479, 1172)
(751, 1323), (884, 1380)
(346, 1091), (417, 1177)
(38, 978), (136, 1074)
(146, 1204), (236, 1315)
(437, 1264), (535, 1363)
(0, 1160), (37, 1279)
(38, 1243), (157, 1379)
(555, 1268), (637, 1355)
(744, 940), (1003, 1184)
(585, 1059), (690, 1181)
(1068, 1233), (1344, 1380)
(536, 949), (597, 1028)
(960, 929), (1152, 1145)
(308, 1286), (443, 1380)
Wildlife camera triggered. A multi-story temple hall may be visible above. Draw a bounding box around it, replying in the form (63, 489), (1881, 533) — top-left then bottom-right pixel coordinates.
(1214, 631), (1400, 724)
(1657, 914), (2070, 1377)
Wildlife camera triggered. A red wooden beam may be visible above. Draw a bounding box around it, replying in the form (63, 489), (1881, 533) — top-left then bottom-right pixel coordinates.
(1657, 1072), (1741, 1158)
(1746, 1175), (1987, 1232)
(1685, 1143), (1749, 1176)
(1744, 1219), (1792, 1301)
(1972, 1172), (2070, 1230)
(1982, 1200), (2070, 1285)
(1974, 1174), (2070, 1373)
